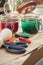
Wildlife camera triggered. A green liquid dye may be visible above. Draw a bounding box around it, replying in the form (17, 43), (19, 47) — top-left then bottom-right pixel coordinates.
(21, 18), (40, 34)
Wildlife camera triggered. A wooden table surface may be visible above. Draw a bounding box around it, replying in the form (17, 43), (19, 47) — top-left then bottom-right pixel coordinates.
(0, 32), (43, 65)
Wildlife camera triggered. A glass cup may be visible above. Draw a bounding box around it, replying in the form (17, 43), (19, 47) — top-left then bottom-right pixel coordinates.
(21, 16), (41, 34)
(0, 15), (19, 33)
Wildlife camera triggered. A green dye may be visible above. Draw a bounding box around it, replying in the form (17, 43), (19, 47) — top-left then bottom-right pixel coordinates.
(21, 18), (40, 34)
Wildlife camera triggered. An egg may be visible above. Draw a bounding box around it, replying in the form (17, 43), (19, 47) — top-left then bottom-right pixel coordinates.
(0, 28), (12, 41)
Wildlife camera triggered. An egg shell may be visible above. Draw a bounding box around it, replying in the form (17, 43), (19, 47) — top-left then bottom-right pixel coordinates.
(0, 28), (12, 41)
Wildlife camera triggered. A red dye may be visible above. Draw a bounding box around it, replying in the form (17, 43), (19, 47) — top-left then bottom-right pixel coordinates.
(0, 22), (5, 30)
(7, 22), (18, 33)
(0, 20), (18, 33)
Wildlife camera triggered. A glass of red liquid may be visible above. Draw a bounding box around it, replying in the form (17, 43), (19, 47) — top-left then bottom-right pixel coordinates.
(0, 16), (19, 33)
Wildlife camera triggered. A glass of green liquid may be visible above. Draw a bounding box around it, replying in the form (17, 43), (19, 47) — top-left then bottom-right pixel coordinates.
(21, 17), (41, 34)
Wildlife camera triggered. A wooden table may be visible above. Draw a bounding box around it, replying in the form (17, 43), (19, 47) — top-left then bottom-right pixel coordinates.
(0, 33), (43, 65)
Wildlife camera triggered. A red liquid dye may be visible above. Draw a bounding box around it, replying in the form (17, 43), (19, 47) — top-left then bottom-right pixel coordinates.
(0, 22), (5, 30)
(7, 22), (18, 33)
(0, 22), (18, 33)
